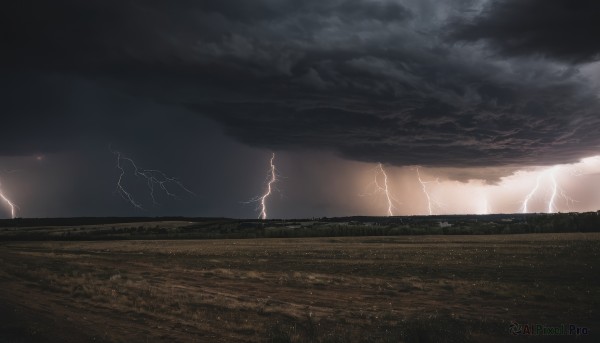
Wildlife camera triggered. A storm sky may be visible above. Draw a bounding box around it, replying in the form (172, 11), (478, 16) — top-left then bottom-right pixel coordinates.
(1, 0), (600, 218)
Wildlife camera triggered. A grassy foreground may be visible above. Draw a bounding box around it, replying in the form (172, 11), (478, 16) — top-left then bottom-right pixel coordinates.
(0, 233), (598, 342)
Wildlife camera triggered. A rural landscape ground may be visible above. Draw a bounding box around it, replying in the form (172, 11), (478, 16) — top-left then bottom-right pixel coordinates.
(0, 217), (598, 342)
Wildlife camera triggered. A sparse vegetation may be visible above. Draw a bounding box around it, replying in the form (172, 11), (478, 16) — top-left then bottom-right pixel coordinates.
(0, 233), (598, 342)
(1, 212), (599, 241)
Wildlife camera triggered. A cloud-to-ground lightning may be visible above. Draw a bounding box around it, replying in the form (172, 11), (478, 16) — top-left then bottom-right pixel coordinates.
(244, 153), (281, 219)
(548, 167), (559, 213)
(0, 179), (16, 219)
(362, 163), (399, 216)
(112, 149), (194, 209)
(258, 153), (277, 220)
(244, 153), (279, 219)
(521, 166), (577, 213)
(243, 153), (284, 219)
(378, 163), (395, 216)
(522, 171), (544, 213)
(416, 168), (444, 215)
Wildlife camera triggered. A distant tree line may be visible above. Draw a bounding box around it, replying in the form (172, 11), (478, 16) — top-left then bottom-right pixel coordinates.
(0, 212), (598, 241)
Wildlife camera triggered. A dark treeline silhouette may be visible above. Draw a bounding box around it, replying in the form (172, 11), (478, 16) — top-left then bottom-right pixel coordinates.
(0, 211), (599, 241)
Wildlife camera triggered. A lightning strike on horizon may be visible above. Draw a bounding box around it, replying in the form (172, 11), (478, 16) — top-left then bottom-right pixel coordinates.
(521, 166), (576, 214)
(113, 150), (194, 209)
(521, 171), (543, 213)
(548, 167), (577, 213)
(378, 163), (395, 216)
(416, 168), (443, 216)
(548, 167), (559, 213)
(255, 153), (277, 220)
(0, 180), (16, 219)
(361, 163), (399, 216)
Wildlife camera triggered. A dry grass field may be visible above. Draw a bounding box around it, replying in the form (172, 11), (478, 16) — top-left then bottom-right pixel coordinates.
(0, 233), (598, 342)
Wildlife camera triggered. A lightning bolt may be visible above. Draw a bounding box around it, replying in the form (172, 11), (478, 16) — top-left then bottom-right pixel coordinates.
(361, 163), (399, 216)
(254, 153), (277, 220)
(378, 163), (395, 216)
(548, 167), (558, 213)
(521, 166), (576, 213)
(416, 168), (443, 215)
(243, 153), (281, 219)
(112, 149), (194, 209)
(522, 171), (544, 213)
(259, 153), (277, 220)
(0, 179), (16, 219)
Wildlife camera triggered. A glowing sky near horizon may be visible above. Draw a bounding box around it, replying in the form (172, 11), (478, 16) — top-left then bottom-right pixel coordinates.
(359, 155), (600, 216)
(1, 152), (599, 219)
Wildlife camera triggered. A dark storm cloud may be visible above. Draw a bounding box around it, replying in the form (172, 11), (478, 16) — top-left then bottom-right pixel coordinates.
(450, 0), (600, 63)
(2, 0), (600, 169)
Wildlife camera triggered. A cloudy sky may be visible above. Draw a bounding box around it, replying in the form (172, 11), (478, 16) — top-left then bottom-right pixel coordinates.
(1, 0), (600, 218)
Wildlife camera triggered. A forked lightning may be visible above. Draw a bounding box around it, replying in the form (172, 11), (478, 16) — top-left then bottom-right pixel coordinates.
(113, 150), (194, 209)
(258, 153), (277, 220)
(362, 163), (399, 216)
(244, 153), (279, 219)
(521, 166), (576, 213)
(416, 168), (443, 215)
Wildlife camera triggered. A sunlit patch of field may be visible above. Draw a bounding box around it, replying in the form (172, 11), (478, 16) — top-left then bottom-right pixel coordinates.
(0, 233), (598, 342)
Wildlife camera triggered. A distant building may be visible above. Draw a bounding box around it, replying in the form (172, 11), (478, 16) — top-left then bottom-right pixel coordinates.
(439, 221), (452, 228)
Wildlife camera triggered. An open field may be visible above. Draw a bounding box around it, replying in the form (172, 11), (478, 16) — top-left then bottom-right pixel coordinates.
(1, 233), (598, 342)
